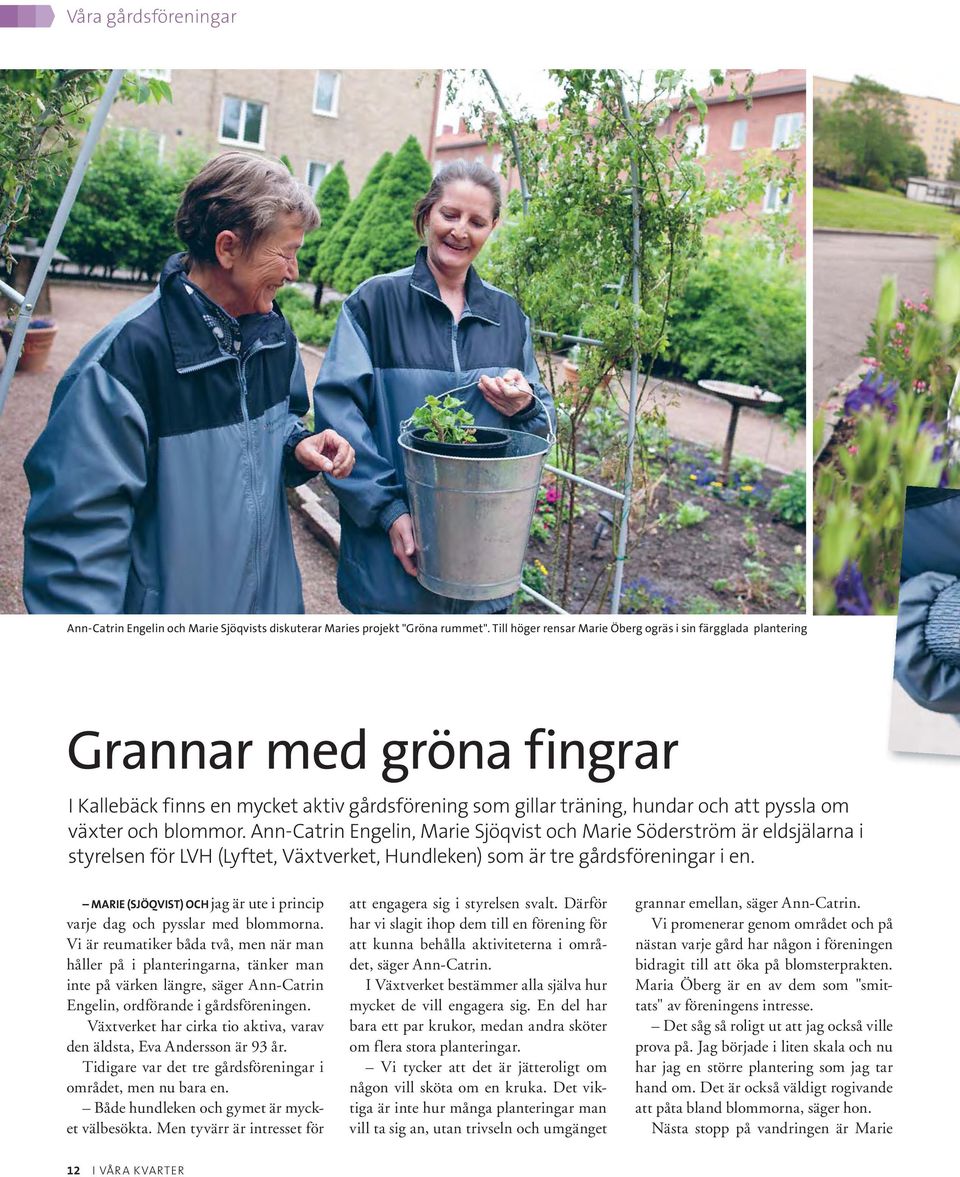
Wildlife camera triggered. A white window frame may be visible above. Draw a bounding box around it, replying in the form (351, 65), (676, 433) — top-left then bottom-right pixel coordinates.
(313, 71), (341, 118)
(772, 112), (804, 150)
(684, 122), (709, 157)
(730, 118), (748, 150)
(762, 181), (793, 213)
(306, 160), (330, 194)
(219, 97), (267, 150)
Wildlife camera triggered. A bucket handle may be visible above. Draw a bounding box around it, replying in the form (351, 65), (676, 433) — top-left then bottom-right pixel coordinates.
(399, 379), (556, 446)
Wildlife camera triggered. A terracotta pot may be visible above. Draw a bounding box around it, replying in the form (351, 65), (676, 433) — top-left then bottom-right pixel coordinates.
(1, 321), (57, 374)
(561, 358), (580, 390)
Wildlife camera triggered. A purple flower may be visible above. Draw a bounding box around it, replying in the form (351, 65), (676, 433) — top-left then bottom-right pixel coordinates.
(619, 576), (679, 614)
(833, 561), (873, 616)
(844, 370), (899, 420)
(919, 420), (947, 463)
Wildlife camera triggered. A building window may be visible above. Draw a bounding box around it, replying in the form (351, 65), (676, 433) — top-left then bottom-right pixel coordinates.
(313, 71), (341, 118)
(730, 119), (748, 150)
(491, 151), (504, 174)
(772, 113), (804, 149)
(306, 161), (330, 194)
(684, 123), (709, 156)
(219, 97), (266, 149)
(763, 181), (793, 213)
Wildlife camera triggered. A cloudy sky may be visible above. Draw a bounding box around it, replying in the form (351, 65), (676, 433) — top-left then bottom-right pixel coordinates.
(814, 64), (960, 106)
(437, 68), (742, 132)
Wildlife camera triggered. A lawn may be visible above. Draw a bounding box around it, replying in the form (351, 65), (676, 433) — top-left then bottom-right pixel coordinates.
(814, 186), (960, 237)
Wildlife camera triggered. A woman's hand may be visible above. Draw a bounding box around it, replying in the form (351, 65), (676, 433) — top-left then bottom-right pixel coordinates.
(478, 369), (533, 417)
(389, 513), (418, 576)
(295, 430), (356, 479)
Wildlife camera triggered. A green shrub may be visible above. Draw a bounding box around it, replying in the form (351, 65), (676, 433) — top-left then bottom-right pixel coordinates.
(273, 286), (313, 314)
(332, 136), (432, 293)
(768, 469), (806, 526)
(666, 231), (806, 414)
(292, 302), (341, 347)
(275, 287), (342, 346)
(17, 135), (206, 282)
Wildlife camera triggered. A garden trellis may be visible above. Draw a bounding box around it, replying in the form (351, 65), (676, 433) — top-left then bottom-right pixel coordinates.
(478, 72), (669, 616)
(471, 68), (798, 615)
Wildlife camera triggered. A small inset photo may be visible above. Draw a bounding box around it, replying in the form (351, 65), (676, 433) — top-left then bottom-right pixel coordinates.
(892, 486), (960, 753)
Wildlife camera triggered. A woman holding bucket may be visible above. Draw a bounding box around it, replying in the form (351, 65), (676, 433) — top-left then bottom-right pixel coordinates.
(313, 159), (554, 614)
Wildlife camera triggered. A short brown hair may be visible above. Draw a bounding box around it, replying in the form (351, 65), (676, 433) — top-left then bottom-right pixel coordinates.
(175, 151), (320, 263)
(413, 159), (502, 238)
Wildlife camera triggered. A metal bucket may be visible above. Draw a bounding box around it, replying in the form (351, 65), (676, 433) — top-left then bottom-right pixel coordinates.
(399, 427), (550, 601)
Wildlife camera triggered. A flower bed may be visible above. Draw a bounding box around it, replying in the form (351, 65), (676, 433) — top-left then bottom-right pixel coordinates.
(518, 436), (805, 615)
(813, 250), (960, 615)
(306, 426), (805, 615)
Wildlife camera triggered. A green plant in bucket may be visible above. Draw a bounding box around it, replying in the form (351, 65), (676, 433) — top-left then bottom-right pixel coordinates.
(411, 395), (477, 444)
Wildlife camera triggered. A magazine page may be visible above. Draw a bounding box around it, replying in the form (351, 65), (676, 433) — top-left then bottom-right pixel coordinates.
(5, 621), (956, 1176)
(2, 9), (959, 1177)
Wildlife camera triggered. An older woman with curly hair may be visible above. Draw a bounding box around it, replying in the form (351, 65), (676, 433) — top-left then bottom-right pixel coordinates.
(24, 151), (354, 613)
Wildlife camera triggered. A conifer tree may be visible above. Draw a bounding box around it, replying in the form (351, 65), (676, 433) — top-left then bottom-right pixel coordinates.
(296, 162), (350, 306)
(332, 136), (432, 293)
(311, 150), (392, 294)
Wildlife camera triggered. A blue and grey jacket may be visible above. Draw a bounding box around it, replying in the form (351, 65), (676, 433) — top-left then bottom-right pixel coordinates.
(23, 254), (313, 614)
(313, 247), (554, 614)
(895, 487), (960, 711)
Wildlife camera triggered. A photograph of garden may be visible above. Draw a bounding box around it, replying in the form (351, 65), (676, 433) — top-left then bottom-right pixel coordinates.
(0, 68), (806, 616)
(812, 69), (960, 615)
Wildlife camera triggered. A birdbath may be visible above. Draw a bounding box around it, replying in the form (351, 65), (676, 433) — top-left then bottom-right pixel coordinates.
(6, 238), (69, 317)
(697, 380), (782, 484)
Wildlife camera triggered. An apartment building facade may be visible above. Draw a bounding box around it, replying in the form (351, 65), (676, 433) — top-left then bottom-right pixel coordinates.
(111, 70), (441, 196)
(433, 118), (505, 185)
(436, 71), (806, 253)
(814, 76), (960, 180)
(660, 70), (807, 253)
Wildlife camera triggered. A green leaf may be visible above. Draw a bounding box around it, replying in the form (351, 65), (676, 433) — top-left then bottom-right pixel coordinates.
(812, 411), (824, 456)
(934, 248), (960, 328)
(874, 274), (897, 342)
(816, 500), (860, 581)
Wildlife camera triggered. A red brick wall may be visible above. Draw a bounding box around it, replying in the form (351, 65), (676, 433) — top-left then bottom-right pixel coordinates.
(662, 84), (807, 257)
(433, 120), (509, 192)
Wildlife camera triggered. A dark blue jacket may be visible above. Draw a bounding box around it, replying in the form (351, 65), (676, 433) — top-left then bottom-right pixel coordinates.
(313, 248), (554, 614)
(23, 254), (313, 613)
(895, 488), (960, 711)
